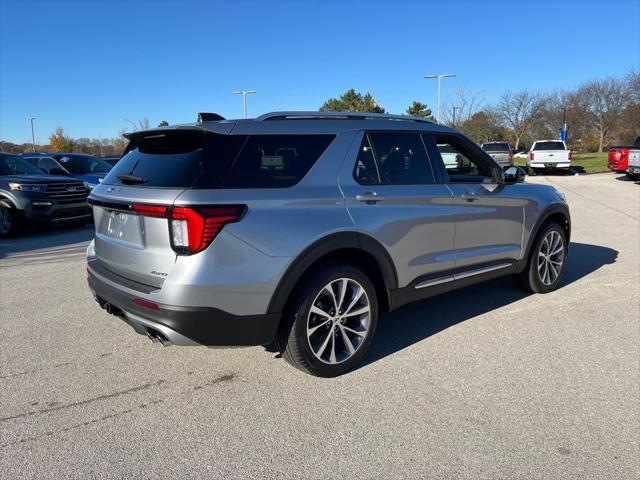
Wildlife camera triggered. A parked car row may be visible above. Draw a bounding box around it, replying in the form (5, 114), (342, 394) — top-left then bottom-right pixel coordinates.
(0, 150), (120, 237)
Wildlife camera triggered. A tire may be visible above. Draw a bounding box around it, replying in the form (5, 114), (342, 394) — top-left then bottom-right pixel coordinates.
(527, 166), (537, 176)
(0, 201), (22, 238)
(514, 222), (567, 294)
(275, 264), (378, 377)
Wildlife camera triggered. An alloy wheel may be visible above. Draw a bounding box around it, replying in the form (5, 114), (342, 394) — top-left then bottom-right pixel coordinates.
(537, 230), (564, 286)
(306, 278), (371, 365)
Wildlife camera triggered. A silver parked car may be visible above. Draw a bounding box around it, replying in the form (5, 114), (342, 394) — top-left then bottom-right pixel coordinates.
(481, 141), (514, 167)
(87, 112), (570, 377)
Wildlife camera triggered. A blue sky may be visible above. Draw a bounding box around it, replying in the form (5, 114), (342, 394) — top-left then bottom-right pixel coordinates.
(1, 0), (638, 144)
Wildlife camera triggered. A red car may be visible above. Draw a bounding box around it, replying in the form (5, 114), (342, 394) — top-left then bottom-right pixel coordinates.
(608, 137), (640, 172)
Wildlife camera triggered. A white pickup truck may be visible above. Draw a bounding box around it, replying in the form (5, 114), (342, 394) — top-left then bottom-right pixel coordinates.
(528, 140), (572, 174)
(624, 137), (640, 180)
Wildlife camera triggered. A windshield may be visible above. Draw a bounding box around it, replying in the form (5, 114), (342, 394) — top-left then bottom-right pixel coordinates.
(0, 155), (45, 175)
(52, 154), (112, 174)
(482, 143), (510, 152)
(533, 141), (566, 151)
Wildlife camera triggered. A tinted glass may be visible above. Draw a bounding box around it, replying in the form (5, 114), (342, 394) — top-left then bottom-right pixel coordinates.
(0, 155), (45, 175)
(53, 154), (112, 174)
(222, 134), (334, 188)
(35, 157), (62, 174)
(353, 135), (379, 185)
(102, 130), (207, 187)
(482, 143), (510, 152)
(369, 133), (434, 185)
(533, 141), (566, 151)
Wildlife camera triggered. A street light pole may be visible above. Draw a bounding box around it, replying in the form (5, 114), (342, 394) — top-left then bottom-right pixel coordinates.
(28, 117), (37, 152)
(233, 90), (256, 119)
(424, 74), (456, 124)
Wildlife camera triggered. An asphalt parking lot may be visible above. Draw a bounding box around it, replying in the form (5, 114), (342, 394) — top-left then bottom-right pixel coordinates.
(1, 173), (638, 479)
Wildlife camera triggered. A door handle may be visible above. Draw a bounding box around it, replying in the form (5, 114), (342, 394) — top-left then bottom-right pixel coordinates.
(356, 192), (385, 204)
(461, 192), (478, 202)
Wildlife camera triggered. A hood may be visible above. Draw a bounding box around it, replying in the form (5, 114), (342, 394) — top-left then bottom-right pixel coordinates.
(76, 173), (105, 185)
(0, 174), (83, 184)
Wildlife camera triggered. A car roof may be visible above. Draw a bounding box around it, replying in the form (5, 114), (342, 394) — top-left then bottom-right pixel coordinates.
(125, 111), (457, 138)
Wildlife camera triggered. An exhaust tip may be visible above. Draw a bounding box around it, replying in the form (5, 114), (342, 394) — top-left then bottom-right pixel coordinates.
(146, 328), (173, 347)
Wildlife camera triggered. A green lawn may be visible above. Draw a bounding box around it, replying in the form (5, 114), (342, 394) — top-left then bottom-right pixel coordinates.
(514, 151), (610, 174)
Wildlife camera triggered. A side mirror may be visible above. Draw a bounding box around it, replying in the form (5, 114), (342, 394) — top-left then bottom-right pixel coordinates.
(503, 166), (524, 184)
(49, 167), (69, 176)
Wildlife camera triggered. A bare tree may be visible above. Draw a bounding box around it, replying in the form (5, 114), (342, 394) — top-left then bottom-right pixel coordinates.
(494, 90), (541, 150)
(577, 78), (626, 152)
(440, 87), (485, 126)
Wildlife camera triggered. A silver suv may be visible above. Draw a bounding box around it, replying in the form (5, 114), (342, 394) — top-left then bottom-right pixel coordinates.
(87, 112), (570, 377)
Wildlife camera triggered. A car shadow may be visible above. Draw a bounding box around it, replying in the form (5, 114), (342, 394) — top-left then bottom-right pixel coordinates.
(0, 224), (94, 259)
(615, 174), (640, 184)
(357, 242), (618, 370)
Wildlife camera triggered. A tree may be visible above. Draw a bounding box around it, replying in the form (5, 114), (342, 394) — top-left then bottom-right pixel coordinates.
(577, 78), (626, 152)
(49, 127), (75, 152)
(406, 101), (433, 118)
(158, 120), (169, 127)
(494, 90), (541, 150)
(441, 87), (485, 126)
(459, 111), (505, 144)
(320, 89), (385, 113)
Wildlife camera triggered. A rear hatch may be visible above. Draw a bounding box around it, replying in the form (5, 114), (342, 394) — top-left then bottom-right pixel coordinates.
(89, 127), (244, 288)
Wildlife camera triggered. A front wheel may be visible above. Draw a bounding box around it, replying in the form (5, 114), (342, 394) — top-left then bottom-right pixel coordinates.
(515, 223), (567, 293)
(275, 264), (378, 377)
(0, 202), (22, 238)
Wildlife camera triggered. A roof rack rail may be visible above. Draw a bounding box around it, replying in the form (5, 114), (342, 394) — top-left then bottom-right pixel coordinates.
(255, 111), (434, 124)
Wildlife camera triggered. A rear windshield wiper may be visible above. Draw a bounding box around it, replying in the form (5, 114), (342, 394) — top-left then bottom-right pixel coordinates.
(117, 174), (147, 185)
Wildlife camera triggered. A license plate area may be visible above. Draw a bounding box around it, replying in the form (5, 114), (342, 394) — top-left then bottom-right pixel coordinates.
(98, 209), (144, 246)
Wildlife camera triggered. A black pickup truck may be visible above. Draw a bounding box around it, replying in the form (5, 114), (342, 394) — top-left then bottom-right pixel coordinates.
(0, 152), (92, 237)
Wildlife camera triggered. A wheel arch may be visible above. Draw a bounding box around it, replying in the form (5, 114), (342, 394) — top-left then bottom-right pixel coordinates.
(524, 203), (571, 260)
(266, 232), (398, 316)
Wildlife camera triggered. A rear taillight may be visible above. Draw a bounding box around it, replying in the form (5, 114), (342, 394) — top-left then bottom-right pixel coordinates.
(530, 152), (534, 161)
(568, 151), (573, 161)
(508, 153), (513, 162)
(131, 204), (246, 255)
(168, 206), (246, 255)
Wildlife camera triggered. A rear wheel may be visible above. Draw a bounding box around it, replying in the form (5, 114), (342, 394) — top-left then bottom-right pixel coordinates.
(275, 264), (378, 377)
(527, 166), (537, 176)
(0, 202), (22, 238)
(515, 223), (567, 293)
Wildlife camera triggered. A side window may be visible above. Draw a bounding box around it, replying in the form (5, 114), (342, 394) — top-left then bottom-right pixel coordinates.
(223, 134), (334, 188)
(353, 134), (379, 185)
(426, 134), (497, 183)
(368, 132), (435, 185)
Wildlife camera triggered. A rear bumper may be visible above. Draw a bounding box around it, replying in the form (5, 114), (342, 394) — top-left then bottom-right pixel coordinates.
(87, 264), (281, 347)
(529, 162), (571, 169)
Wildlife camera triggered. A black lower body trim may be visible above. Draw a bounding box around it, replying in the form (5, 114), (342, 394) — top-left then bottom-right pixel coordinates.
(88, 270), (281, 347)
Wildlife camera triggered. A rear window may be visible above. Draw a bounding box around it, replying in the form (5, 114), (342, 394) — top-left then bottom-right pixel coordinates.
(101, 130), (334, 188)
(533, 141), (566, 151)
(482, 143), (510, 152)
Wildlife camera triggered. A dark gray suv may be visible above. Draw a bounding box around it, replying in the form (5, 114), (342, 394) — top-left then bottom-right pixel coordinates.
(87, 112), (570, 377)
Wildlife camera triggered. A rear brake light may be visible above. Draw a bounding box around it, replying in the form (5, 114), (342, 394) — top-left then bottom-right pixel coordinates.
(168, 205), (246, 255)
(568, 151), (573, 161)
(530, 152), (534, 161)
(132, 204), (168, 218)
(508, 153), (513, 162)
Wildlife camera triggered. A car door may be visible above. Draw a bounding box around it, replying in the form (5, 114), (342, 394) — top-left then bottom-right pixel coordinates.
(424, 133), (526, 270)
(339, 131), (456, 288)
